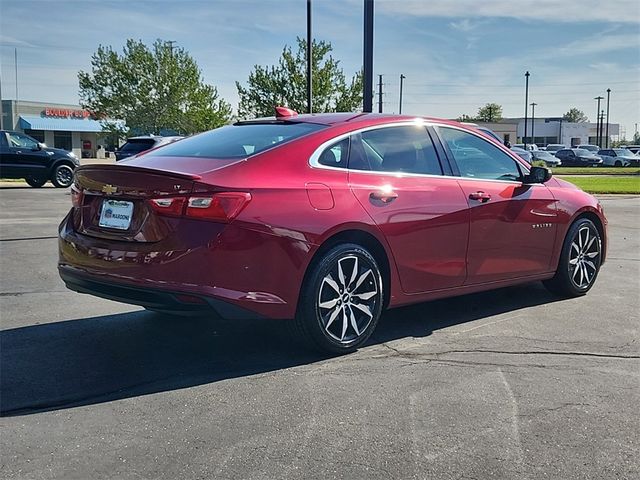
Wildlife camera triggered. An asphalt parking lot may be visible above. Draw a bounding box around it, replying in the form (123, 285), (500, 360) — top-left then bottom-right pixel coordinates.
(1, 186), (638, 480)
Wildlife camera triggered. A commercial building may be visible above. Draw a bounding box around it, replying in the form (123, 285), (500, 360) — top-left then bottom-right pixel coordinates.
(0, 100), (119, 158)
(478, 117), (620, 148)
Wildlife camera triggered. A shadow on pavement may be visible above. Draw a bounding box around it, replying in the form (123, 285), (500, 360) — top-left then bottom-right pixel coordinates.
(1, 282), (561, 416)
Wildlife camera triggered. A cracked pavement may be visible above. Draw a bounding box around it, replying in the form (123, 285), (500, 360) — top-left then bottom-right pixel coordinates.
(0, 188), (638, 479)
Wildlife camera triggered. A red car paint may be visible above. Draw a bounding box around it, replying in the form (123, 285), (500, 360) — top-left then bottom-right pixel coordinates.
(58, 113), (607, 320)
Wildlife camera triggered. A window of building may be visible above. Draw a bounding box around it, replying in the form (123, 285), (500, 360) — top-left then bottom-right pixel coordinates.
(54, 131), (72, 152)
(438, 127), (523, 181)
(24, 129), (45, 143)
(352, 125), (443, 175)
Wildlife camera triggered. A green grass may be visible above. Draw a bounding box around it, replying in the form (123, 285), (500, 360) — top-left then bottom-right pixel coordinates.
(552, 167), (640, 175)
(560, 176), (640, 194)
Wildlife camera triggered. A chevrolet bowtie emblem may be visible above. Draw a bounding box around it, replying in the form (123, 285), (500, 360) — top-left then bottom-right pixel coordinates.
(101, 184), (117, 194)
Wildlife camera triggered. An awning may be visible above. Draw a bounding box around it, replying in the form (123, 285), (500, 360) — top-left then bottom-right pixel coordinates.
(19, 115), (109, 133)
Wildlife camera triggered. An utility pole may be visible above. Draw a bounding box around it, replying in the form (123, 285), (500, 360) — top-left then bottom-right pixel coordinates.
(377, 74), (383, 113)
(488, 105), (493, 122)
(363, 0), (374, 113)
(306, 0), (312, 114)
(13, 47), (18, 130)
(0, 59), (3, 129)
(605, 88), (611, 148)
(530, 102), (537, 146)
(599, 110), (605, 148)
(523, 71), (530, 148)
(594, 96), (603, 147)
(399, 74), (405, 114)
(165, 40), (176, 56)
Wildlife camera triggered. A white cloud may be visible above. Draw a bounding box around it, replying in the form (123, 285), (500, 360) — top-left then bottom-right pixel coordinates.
(376, 0), (640, 24)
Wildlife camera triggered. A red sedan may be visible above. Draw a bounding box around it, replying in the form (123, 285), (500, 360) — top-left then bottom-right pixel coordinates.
(58, 109), (607, 353)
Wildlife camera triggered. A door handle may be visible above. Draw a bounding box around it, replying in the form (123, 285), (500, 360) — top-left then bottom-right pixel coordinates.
(370, 191), (398, 203)
(469, 191), (491, 203)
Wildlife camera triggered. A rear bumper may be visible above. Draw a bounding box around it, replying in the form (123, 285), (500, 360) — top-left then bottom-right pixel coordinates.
(59, 266), (262, 320)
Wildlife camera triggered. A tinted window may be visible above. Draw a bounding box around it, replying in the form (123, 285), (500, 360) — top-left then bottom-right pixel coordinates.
(153, 123), (325, 159)
(318, 138), (350, 168)
(353, 125), (443, 175)
(438, 127), (522, 181)
(120, 139), (156, 154)
(7, 132), (39, 149)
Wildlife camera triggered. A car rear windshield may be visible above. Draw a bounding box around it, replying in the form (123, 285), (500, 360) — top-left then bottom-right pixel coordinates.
(151, 122), (326, 159)
(120, 138), (157, 154)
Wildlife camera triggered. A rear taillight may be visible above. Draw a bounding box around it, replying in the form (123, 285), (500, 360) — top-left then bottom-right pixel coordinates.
(148, 192), (251, 223)
(71, 184), (83, 208)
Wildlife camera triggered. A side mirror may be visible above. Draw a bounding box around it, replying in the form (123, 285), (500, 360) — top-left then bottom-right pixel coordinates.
(524, 166), (552, 184)
(32, 143), (44, 151)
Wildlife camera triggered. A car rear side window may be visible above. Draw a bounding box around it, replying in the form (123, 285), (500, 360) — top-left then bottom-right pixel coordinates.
(351, 125), (443, 175)
(318, 138), (350, 168)
(438, 127), (523, 181)
(152, 122), (326, 159)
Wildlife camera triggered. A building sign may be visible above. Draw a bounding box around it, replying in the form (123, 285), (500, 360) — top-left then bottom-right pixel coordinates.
(43, 108), (91, 119)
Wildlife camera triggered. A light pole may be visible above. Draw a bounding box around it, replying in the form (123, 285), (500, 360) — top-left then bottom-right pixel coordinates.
(306, 0), (312, 113)
(594, 96), (603, 147)
(599, 110), (605, 148)
(363, 0), (374, 113)
(523, 71), (530, 148)
(399, 74), (405, 114)
(530, 102), (537, 147)
(605, 88), (611, 148)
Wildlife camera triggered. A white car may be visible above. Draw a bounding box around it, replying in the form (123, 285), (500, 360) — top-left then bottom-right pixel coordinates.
(598, 148), (639, 167)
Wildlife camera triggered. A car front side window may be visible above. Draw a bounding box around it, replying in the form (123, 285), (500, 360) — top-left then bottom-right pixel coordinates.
(8, 133), (38, 149)
(438, 127), (523, 181)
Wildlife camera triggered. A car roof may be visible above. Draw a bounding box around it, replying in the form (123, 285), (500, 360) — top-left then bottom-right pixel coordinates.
(237, 112), (462, 128)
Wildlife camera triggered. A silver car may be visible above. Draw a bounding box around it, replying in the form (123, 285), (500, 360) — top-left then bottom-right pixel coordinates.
(598, 148), (639, 167)
(532, 150), (561, 167)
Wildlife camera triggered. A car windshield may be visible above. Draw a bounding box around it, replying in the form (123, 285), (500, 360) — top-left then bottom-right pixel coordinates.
(573, 149), (592, 156)
(614, 149), (633, 155)
(152, 122), (326, 159)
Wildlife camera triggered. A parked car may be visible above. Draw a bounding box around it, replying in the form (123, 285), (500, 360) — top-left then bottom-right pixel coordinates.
(545, 144), (566, 152)
(511, 146), (533, 163)
(574, 144), (598, 152)
(59, 109), (607, 354)
(532, 150), (562, 167)
(620, 145), (640, 155)
(554, 148), (603, 167)
(513, 143), (539, 151)
(598, 148), (639, 167)
(0, 130), (80, 188)
(115, 135), (184, 161)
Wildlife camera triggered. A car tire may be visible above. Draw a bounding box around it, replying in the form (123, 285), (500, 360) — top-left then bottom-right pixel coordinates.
(293, 243), (384, 354)
(543, 218), (602, 297)
(614, 160), (622, 167)
(25, 177), (47, 188)
(51, 164), (74, 188)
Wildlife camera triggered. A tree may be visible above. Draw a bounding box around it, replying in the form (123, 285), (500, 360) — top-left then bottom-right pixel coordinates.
(563, 108), (589, 123)
(476, 103), (503, 122)
(236, 37), (362, 118)
(78, 39), (232, 136)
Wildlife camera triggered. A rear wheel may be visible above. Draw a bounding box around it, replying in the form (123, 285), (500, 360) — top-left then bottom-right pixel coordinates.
(544, 218), (602, 297)
(25, 177), (47, 188)
(52, 164), (74, 188)
(293, 244), (384, 354)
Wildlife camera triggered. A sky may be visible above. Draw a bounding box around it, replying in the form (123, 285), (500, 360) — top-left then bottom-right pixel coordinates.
(1, 0), (639, 138)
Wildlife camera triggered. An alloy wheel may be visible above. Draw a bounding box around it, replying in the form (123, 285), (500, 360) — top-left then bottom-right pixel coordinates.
(317, 254), (380, 344)
(568, 225), (600, 289)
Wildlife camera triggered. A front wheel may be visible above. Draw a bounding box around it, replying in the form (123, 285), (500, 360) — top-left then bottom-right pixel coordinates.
(294, 244), (384, 354)
(614, 160), (622, 167)
(544, 218), (602, 297)
(52, 164), (74, 188)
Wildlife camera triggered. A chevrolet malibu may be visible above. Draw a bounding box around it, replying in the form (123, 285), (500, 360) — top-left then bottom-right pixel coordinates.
(58, 109), (607, 353)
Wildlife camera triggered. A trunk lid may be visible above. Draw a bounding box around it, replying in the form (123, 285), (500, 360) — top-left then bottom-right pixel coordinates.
(73, 164), (201, 242)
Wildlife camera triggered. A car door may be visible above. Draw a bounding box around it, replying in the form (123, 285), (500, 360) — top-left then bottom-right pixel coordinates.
(436, 125), (558, 285)
(0, 131), (16, 177)
(6, 132), (49, 178)
(347, 124), (470, 293)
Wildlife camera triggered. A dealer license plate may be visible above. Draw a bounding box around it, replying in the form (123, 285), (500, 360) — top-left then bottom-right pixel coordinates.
(99, 199), (134, 230)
